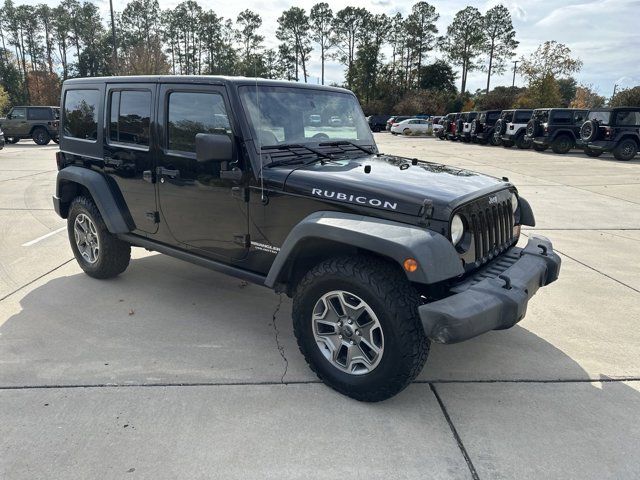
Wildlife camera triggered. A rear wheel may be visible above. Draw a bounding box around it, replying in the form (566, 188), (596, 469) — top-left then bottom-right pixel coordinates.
(551, 135), (573, 154)
(584, 148), (602, 157)
(32, 128), (51, 146)
(292, 256), (429, 402)
(67, 196), (131, 279)
(403, 128), (411, 136)
(502, 139), (514, 148)
(489, 134), (501, 146)
(613, 139), (638, 161)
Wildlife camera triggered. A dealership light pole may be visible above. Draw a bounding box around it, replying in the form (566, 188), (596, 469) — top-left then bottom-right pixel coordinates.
(511, 60), (519, 87)
(109, 0), (118, 74)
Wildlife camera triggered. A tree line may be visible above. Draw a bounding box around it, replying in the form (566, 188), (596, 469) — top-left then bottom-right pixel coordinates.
(0, 0), (637, 116)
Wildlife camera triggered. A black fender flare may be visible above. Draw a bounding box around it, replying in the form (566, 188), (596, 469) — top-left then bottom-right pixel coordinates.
(264, 211), (464, 288)
(549, 129), (576, 142)
(54, 166), (133, 233)
(518, 196), (535, 227)
(28, 124), (51, 136)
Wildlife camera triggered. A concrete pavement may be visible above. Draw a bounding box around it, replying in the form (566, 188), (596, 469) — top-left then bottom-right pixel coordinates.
(0, 137), (638, 479)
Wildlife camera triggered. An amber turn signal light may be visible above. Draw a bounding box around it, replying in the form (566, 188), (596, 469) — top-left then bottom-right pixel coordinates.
(403, 258), (419, 273)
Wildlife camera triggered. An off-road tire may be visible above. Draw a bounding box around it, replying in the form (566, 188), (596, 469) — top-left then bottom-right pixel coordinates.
(584, 148), (602, 157)
(292, 256), (430, 402)
(551, 134), (573, 154)
(502, 139), (514, 148)
(515, 134), (531, 150)
(32, 128), (51, 146)
(6, 137), (19, 144)
(580, 120), (599, 142)
(613, 139), (638, 161)
(67, 196), (131, 279)
(489, 134), (501, 146)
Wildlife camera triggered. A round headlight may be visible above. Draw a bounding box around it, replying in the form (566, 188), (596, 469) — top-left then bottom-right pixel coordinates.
(511, 192), (518, 213)
(451, 214), (464, 245)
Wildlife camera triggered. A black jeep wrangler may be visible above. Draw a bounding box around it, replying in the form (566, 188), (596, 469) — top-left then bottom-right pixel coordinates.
(525, 108), (588, 154)
(53, 76), (561, 401)
(0, 105), (60, 145)
(471, 110), (502, 145)
(579, 108), (640, 161)
(494, 109), (533, 149)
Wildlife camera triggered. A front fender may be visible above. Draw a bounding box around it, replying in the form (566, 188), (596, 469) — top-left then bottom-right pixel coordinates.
(265, 211), (464, 287)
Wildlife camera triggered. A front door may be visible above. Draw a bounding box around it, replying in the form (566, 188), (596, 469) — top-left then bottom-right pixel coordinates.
(6, 107), (27, 137)
(156, 84), (248, 261)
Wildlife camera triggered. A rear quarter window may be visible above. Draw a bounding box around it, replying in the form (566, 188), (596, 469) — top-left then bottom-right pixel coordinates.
(514, 111), (532, 123)
(615, 111), (640, 126)
(63, 89), (100, 141)
(551, 111), (572, 124)
(27, 107), (54, 120)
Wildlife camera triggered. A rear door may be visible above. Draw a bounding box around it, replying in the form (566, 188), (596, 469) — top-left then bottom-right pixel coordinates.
(156, 83), (248, 261)
(104, 83), (158, 234)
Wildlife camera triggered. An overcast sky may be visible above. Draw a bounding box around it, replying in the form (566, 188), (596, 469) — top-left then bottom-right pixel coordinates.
(13, 0), (640, 97)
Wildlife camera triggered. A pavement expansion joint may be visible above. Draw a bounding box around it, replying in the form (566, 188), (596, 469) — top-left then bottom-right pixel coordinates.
(270, 293), (288, 384)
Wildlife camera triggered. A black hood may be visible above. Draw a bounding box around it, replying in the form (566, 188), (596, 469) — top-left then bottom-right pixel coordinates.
(273, 154), (512, 220)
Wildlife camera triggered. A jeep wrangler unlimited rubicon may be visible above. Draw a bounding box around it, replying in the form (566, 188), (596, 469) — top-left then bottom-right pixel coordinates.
(53, 76), (561, 402)
(525, 108), (588, 154)
(470, 110), (502, 145)
(458, 111), (478, 143)
(579, 107), (640, 161)
(0, 105), (60, 145)
(495, 109), (533, 149)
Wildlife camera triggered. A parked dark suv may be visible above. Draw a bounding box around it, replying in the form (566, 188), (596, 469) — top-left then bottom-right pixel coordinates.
(0, 106), (60, 145)
(526, 108), (589, 154)
(53, 76), (560, 402)
(495, 109), (533, 149)
(471, 110), (502, 145)
(367, 115), (392, 132)
(579, 107), (640, 161)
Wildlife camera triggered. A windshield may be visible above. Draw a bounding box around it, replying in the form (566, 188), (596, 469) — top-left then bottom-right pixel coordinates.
(588, 111), (611, 125)
(239, 85), (373, 150)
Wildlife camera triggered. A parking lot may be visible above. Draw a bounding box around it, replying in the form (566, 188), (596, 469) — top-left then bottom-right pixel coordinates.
(1, 135), (639, 479)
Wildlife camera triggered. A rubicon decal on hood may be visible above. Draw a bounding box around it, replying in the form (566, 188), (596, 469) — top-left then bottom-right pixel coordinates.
(311, 188), (398, 210)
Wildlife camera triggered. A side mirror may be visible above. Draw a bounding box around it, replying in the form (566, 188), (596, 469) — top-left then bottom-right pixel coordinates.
(195, 132), (233, 163)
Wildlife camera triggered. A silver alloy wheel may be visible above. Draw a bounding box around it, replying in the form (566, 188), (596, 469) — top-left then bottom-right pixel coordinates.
(74, 213), (100, 264)
(312, 290), (384, 375)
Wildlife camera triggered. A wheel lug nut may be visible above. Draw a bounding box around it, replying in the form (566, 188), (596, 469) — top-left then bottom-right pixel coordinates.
(355, 330), (360, 336)
(349, 340), (354, 345)
(339, 335), (343, 339)
(337, 321), (342, 326)
(348, 319), (353, 324)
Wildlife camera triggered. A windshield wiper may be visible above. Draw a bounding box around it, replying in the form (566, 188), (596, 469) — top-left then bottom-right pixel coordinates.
(262, 143), (331, 159)
(318, 140), (374, 155)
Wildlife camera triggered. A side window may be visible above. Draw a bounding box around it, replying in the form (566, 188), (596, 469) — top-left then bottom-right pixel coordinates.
(514, 112), (531, 123)
(63, 89), (99, 141)
(108, 90), (151, 146)
(553, 111), (572, 124)
(167, 91), (231, 153)
(27, 107), (53, 120)
(10, 107), (26, 119)
(615, 111), (640, 126)
(574, 111), (587, 124)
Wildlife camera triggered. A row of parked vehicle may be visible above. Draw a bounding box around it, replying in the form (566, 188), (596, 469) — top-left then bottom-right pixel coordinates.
(435, 107), (640, 161)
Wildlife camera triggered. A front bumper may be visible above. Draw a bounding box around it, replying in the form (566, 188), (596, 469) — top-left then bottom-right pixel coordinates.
(419, 236), (561, 344)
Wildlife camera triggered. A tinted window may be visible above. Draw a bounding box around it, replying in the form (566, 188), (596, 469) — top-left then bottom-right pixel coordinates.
(109, 90), (151, 146)
(28, 107), (53, 120)
(615, 110), (640, 126)
(487, 112), (500, 121)
(587, 111), (611, 125)
(10, 108), (26, 119)
(63, 89), (99, 141)
(514, 111), (532, 123)
(551, 111), (572, 124)
(168, 92), (231, 153)
(574, 110), (587, 124)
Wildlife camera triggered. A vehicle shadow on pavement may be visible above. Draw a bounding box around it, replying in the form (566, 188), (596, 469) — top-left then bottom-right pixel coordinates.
(1, 254), (639, 478)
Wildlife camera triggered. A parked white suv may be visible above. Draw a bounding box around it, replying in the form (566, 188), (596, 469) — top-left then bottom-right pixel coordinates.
(495, 109), (533, 149)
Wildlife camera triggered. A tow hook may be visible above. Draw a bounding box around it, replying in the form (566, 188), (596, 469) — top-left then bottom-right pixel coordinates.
(538, 244), (548, 256)
(498, 274), (512, 290)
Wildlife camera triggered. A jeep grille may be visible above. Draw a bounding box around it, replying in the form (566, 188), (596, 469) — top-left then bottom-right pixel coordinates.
(457, 192), (517, 268)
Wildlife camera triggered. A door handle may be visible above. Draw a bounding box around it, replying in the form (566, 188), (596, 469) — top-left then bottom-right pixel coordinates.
(157, 167), (180, 179)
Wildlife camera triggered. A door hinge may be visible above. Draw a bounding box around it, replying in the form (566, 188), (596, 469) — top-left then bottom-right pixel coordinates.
(231, 187), (250, 202)
(233, 234), (250, 248)
(145, 211), (160, 223)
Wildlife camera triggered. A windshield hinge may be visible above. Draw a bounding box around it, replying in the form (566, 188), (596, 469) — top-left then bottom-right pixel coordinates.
(234, 233), (250, 248)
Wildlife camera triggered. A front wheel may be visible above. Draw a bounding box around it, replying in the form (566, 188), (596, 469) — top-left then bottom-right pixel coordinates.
(515, 134), (531, 149)
(68, 196), (131, 279)
(32, 128), (51, 145)
(292, 256), (430, 402)
(613, 139), (638, 161)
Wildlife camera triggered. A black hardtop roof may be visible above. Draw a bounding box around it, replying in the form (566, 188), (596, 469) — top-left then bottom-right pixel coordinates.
(589, 107), (640, 112)
(63, 75), (352, 94)
(479, 109), (502, 113)
(534, 107), (587, 112)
